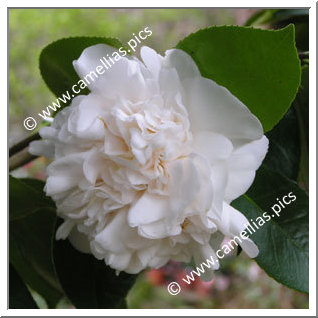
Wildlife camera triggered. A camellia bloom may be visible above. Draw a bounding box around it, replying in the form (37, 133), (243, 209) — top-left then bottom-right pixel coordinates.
(30, 44), (268, 276)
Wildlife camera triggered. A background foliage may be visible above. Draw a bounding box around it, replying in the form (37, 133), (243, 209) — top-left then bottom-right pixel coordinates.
(9, 8), (309, 309)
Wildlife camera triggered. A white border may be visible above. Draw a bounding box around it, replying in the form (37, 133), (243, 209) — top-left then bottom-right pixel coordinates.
(3, 1), (316, 316)
(308, 2), (316, 316)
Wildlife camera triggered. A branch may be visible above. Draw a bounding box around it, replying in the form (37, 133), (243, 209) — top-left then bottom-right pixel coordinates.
(9, 149), (38, 172)
(9, 132), (41, 171)
(9, 132), (41, 157)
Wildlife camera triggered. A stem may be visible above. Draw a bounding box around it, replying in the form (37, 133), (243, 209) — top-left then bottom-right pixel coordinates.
(9, 149), (38, 172)
(9, 132), (41, 171)
(9, 132), (41, 157)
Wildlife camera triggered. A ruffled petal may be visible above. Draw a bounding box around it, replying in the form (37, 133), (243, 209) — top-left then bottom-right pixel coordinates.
(225, 136), (269, 202)
(67, 93), (107, 140)
(193, 131), (233, 164)
(191, 243), (220, 281)
(182, 76), (264, 142)
(73, 44), (149, 102)
(29, 140), (55, 158)
(45, 153), (87, 195)
(140, 46), (163, 79)
(164, 48), (201, 81)
(55, 219), (75, 240)
(217, 202), (259, 258)
(128, 193), (168, 227)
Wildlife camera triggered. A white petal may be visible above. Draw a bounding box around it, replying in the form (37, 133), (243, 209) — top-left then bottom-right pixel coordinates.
(104, 131), (129, 156)
(57, 189), (88, 214)
(73, 44), (148, 102)
(55, 219), (75, 240)
(239, 238), (259, 258)
(45, 153), (86, 195)
(185, 154), (214, 213)
(83, 149), (105, 184)
(191, 243), (219, 281)
(68, 93), (106, 140)
(209, 231), (224, 251)
(140, 46), (163, 78)
(137, 244), (160, 267)
(225, 136), (269, 202)
(158, 68), (182, 97)
(130, 128), (147, 149)
(124, 255), (144, 274)
(29, 140), (54, 158)
(182, 77), (264, 142)
(128, 193), (168, 227)
(46, 176), (78, 196)
(164, 48), (201, 80)
(39, 126), (58, 139)
(218, 202), (259, 258)
(219, 202), (248, 235)
(106, 253), (131, 271)
(138, 220), (181, 239)
(208, 162), (228, 215)
(94, 209), (137, 254)
(166, 156), (201, 223)
(193, 131), (233, 164)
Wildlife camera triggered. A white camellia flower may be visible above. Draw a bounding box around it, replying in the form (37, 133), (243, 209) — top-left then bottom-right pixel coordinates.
(30, 45), (268, 276)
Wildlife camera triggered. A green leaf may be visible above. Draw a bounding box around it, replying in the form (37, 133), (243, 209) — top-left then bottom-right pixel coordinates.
(177, 25), (301, 132)
(247, 9), (309, 52)
(9, 264), (38, 309)
(271, 10), (309, 52)
(10, 208), (63, 307)
(233, 166), (308, 293)
(39, 37), (125, 109)
(9, 176), (55, 220)
(53, 227), (137, 309)
(294, 65), (309, 190)
(263, 106), (300, 181)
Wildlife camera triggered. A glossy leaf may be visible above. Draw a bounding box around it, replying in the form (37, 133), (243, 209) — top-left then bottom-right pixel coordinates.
(233, 166), (308, 293)
(10, 208), (63, 307)
(245, 9), (309, 52)
(177, 25), (301, 132)
(263, 106), (300, 181)
(271, 9), (309, 52)
(9, 264), (38, 309)
(53, 228), (137, 309)
(9, 176), (54, 220)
